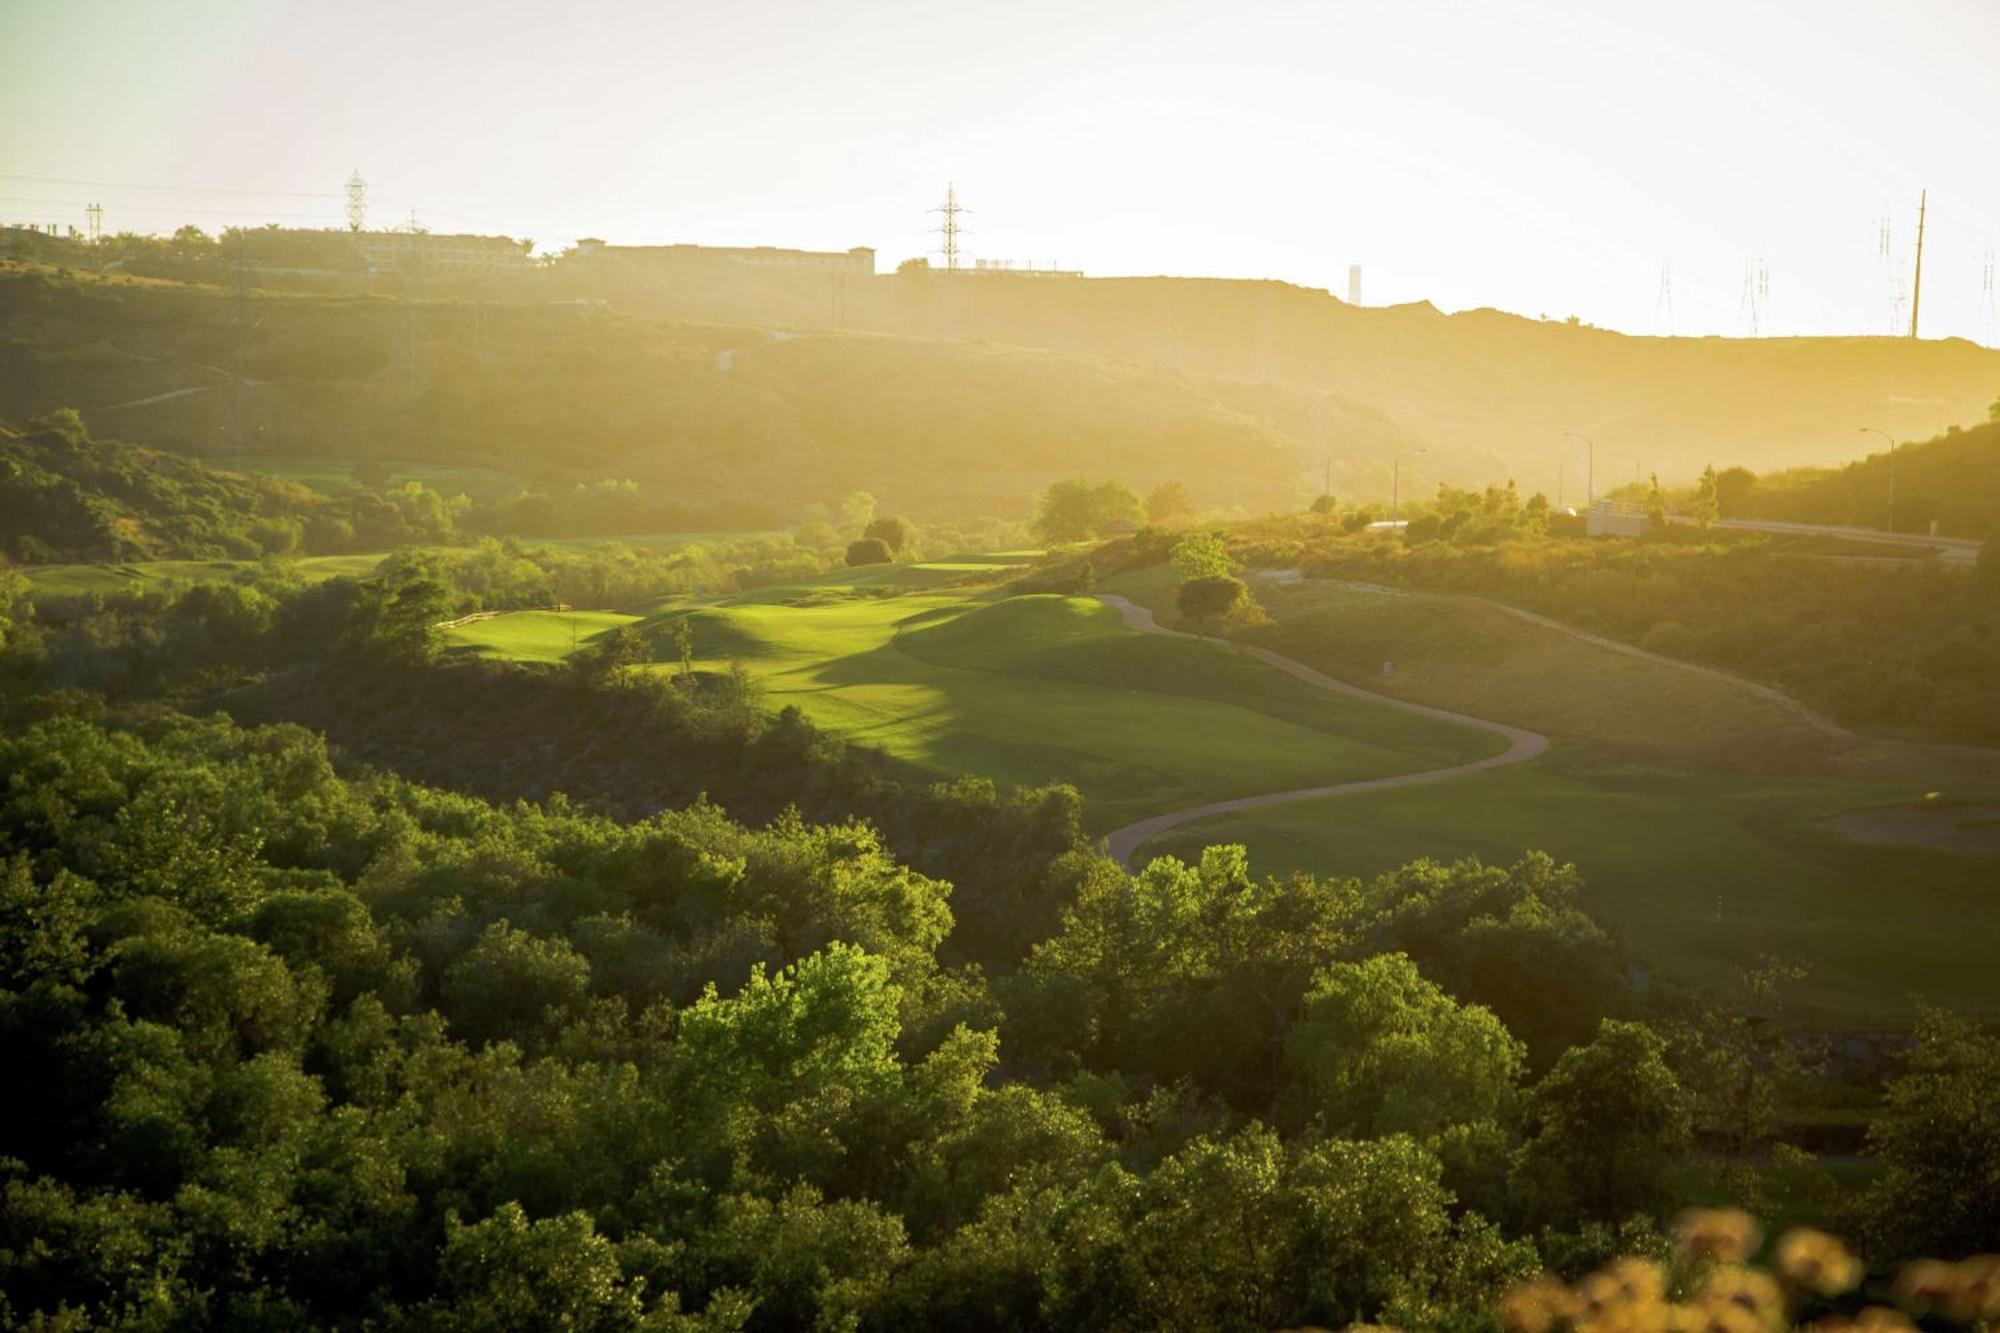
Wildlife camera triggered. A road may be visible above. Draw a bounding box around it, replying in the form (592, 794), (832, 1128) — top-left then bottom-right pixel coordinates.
(1094, 594), (1549, 866)
(1668, 514), (1982, 565)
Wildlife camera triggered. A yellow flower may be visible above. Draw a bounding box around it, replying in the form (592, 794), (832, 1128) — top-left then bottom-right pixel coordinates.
(1773, 1228), (1862, 1297)
(1674, 1208), (1763, 1265)
(1499, 1276), (1574, 1333)
(1693, 1266), (1785, 1332)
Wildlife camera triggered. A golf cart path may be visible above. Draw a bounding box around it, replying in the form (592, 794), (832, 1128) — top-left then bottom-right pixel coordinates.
(1095, 594), (1549, 866)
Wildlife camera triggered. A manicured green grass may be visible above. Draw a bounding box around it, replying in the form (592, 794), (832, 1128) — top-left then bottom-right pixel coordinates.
(21, 551), (392, 600)
(447, 556), (1498, 834)
(442, 610), (642, 664)
(1131, 764), (2000, 1019)
(657, 588), (1495, 830)
(1103, 563), (2000, 1022)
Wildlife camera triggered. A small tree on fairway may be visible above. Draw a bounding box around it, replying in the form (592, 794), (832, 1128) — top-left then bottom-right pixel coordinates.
(671, 617), (695, 685)
(845, 537), (892, 567)
(1170, 530), (1235, 582)
(1177, 574), (1252, 638)
(1693, 465), (1719, 529)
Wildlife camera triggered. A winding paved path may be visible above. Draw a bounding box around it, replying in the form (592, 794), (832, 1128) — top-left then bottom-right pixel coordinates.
(1094, 594), (1549, 866)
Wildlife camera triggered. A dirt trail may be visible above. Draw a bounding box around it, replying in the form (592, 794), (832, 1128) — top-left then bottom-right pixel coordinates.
(1094, 594), (1549, 866)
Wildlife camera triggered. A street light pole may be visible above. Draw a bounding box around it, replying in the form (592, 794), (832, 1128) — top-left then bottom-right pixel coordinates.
(1391, 448), (1427, 520)
(1859, 427), (1896, 532)
(1565, 432), (1596, 507)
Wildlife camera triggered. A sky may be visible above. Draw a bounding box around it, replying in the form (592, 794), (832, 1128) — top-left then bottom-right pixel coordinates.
(4, 0), (1998, 342)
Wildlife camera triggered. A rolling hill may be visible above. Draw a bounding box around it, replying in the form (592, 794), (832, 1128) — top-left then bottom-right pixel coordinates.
(559, 260), (2000, 487)
(0, 265), (1362, 523)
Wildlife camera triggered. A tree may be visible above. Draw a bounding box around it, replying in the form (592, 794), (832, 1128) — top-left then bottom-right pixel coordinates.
(1857, 1008), (2000, 1259)
(839, 490), (877, 533)
(1146, 481), (1195, 525)
(430, 1202), (643, 1331)
(1283, 953), (1524, 1139)
(579, 623), (648, 678)
(1512, 1019), (1691, 1225)
(1713, 465), (1756, 517)
(1646, 472), (1667, 530)
(845, 537), (892, 567)
(1692, 465), (1719, 529)
(1177, 574), (1253, 638)
(1169, 530), (1234, 582)
(863, 514), (915, 555)
(1032, 479), (1142, 544)
(1989, 393), (2000, 422)
(1310, 493), (1338, 515)
(440, 922), (592, 1047)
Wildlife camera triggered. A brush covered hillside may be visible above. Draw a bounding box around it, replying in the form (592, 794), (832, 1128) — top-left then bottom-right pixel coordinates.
(1726, 415), (2000, 538)
(558, 258), (2000, 484)
(0, 265), (1331, 523)
(0, 411), (327, 562)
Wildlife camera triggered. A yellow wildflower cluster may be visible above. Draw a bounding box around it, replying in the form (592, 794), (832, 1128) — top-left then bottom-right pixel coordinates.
(1492, 1211), (1956, 1333)
(1894, 1255), (2000, 1325)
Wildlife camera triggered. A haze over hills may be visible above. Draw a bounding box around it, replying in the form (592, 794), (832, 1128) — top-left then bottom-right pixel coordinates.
(6, 234), (1998, 521)
(555, 256), (2000, 486)
(0, 267), (1354, 521)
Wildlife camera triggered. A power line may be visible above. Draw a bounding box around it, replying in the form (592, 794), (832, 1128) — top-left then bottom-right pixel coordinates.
(0, 173), (340, 198)
(0, 194), (343, 221)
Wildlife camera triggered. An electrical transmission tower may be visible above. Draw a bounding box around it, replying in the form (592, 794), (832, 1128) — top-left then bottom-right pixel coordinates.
(1738, 258), (1769, 336)
(345, 171), (367, 233)
(1908, 189), (1927, 340)
(85, 202), (102, 243)
(931, 183), (968, 271)
(1982, 247), (1997, 349)
(1653, 263), (1675, 335)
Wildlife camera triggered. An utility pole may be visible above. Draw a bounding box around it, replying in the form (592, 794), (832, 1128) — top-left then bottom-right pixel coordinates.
(85, 202), (102, 244)
(1391, 448), (1427, 520)
(1567, 432), (1596, 507)
(1860, 427), (1895, 531)
(1908, 190), (1927, 340)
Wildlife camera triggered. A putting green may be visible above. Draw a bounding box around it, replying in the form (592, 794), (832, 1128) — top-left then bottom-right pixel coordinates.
(662, 589), (1501, 830)
(443, 609), (642, 664)
(447, 557), (1503, 834)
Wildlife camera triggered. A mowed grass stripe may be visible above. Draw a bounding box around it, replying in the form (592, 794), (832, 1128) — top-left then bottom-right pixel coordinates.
(638, 588), (1496, 831)
(443, 609), (642, 664)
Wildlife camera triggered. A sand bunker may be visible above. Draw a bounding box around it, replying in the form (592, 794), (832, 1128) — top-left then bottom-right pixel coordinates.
(1824, 802), (2000, 857)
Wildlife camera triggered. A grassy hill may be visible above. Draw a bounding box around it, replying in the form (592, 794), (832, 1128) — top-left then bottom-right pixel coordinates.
(1727, 416), (2000, 538)
(0, 264), (1338, 523)
(567, 260), (2000, 486)
(443, 558), (1497, 831)
(1099, 563), (2000, 1021)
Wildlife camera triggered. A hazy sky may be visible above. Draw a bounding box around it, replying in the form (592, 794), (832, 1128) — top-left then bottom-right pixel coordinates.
(5, 0), (1997, 342)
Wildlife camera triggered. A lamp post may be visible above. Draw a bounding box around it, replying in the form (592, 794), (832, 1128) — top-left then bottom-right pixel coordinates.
(1859, 427), (1896, 532)
(1391, 448), (1427, 520)
(1565, 431), (1596, 507)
